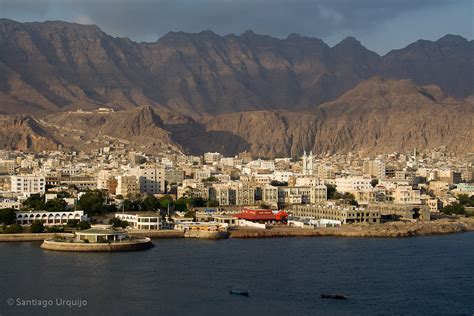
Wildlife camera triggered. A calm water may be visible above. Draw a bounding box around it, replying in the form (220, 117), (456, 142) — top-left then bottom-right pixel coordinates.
(0, 233), (473, 315)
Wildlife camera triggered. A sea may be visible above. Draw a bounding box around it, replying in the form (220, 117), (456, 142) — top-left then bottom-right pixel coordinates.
(0, 232), (473, 315)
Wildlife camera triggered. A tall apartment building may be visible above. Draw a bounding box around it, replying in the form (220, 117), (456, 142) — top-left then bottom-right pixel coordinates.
(116, 175), (139, 197)
(130, 165), (165, 195)
(10, 175), (46, 194)
(363, 159), (385, 179)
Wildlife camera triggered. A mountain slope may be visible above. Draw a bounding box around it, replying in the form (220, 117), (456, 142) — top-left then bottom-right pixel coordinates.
(202, 78), (474, 156)
(0, 19), (472, 118)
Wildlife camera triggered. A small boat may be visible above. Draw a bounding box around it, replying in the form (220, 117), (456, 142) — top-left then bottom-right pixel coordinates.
(320, 294), (347, 300)
(229, 290), (250, 297)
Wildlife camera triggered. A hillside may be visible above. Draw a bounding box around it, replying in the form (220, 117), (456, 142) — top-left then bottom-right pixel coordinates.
(0, 19), (472, 118)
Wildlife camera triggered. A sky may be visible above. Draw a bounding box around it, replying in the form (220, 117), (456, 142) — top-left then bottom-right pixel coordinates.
(0, 0), (472, 55)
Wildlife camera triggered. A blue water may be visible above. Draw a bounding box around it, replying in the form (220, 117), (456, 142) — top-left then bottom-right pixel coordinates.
(0, 233), (473, 315)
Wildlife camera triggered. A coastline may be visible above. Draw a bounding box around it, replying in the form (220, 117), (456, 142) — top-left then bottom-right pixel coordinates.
(0, 218), (473, 242)
(229, 218), (474, 238)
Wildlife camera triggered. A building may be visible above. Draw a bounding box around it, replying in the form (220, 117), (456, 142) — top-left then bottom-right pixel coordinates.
(368, 203), (430, 221)
(115, 212), (162, 230)
(116, 175), (139, 197)
(234, 209), (288, 224)
(130, 165), (165, 195)
(204, 152), (221, 164)
(335, 177), (372, 194)
(10, 175), (46, 194)
(15, 210), (87, 226)
(393, 185), (421, 205)
(0, 198), (21, 210)
(363, 160), (386, 179)
(290, 204), (381, 224)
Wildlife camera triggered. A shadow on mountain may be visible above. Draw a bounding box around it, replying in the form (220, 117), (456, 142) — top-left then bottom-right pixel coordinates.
(165, 122), (250, 156)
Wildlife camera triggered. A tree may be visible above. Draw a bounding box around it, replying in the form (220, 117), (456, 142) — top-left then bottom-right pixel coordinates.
(190, 197), (206, 207)
(30, 221), (45, 233)
(77, 190), (105, 216)
(123, 199), (141, 212)
(441, 203), (466, 215)
(109, 218), (129, 229)
(44, 199), (67, 212)
(23, 194), (45, 211)
(143, 196), (160, 211)
(370, 179), (379, 187)
(0, 208), (17, 225)
(66, 219), (80, 227)
(77, 221), (91, 230)
(458, 194), (474, 207)
(4, 224), (23, 234)
(158, 195), (174, 210)
(325, 184), (337, 200)
(56, 191), (71, 199)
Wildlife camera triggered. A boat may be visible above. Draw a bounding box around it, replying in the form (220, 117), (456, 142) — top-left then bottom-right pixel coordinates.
(229, 290), (250, 297)
(320, 294), (347, 300)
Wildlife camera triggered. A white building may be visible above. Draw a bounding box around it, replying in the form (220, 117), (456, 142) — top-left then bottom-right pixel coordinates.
(335, 177), (372, 194)
(115, 212), (162, 230)
(16, 210), (87, 226)
(10, 175), (46, 194)
(130, 165), (165, 195)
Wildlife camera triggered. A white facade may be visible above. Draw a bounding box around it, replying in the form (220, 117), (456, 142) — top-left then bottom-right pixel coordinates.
(130, 166), (165, 195)
(16, 210), (87, 226)
(115, 213), (162, 230)
(10, 175), (46, 194)
(335, 177), (372, 194)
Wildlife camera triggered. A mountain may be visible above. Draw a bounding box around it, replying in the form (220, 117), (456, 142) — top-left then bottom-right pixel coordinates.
(202, 78), (474, 156)
(0, 114), (60, 151)
(0, 19), (472, 118)
(0, 78), (471, 157)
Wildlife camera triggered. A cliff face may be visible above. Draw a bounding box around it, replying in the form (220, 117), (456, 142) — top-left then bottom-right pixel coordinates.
(202, 78), (474, 156)
(0, 19), (472, 119)
(0, 114), (60, 151)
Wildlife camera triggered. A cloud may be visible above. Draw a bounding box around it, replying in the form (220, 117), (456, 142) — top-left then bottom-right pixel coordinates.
(73, 15), (94, 25)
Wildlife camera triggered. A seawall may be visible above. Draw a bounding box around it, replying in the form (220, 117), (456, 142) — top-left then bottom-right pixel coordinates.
(0, 233), (74, 242)
(40, 238), (154, 252)
(229, 218), (474, 238)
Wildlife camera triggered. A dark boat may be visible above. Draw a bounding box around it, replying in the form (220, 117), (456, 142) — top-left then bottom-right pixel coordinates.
(229, 290), (250, 297)
(320, 294), (347, 300)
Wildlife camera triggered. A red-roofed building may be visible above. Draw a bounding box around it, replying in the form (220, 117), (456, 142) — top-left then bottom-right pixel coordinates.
(234, 209), (288, 224)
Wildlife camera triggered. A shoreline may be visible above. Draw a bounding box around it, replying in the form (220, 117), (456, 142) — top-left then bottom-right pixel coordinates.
(0, 218), (473, 242)
(229, 218), (474, 238)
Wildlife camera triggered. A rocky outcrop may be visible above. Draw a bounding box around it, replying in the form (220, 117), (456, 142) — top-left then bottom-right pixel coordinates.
(0, 114), (61, 151)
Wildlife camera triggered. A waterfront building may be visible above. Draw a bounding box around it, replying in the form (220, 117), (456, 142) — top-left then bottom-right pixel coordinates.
(368, 203), (430, 221)
(290, 204), (381, 224)
(233, 209), (288, 224)
(115, 212), (162, 230)
(15, 210), (87, 226)
(75, 225), (127, 243)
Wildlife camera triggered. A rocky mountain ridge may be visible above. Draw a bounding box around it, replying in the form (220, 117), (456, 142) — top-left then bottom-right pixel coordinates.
(1, 78), (472, 157)
(0, 19), (472, 119)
